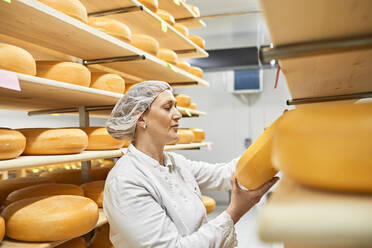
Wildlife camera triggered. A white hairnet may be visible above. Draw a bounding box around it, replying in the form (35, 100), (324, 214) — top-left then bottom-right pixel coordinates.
(106, 80), (172, 140)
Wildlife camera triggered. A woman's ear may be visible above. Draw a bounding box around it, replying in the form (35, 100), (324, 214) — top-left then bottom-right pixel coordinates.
(137, 115), (147, 129)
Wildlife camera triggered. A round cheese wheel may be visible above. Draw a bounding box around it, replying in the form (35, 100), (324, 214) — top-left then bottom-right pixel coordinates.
(88, 17), (132, 43)
(80, 180), (104, 207)
(101, 160), (115, 169)
(2, 195), (99, 241)
(189, 102), (197, 110)
(90, 224), (113, 248)
(0, 129), (26, 160)
(175, 94), (191, 107)
(132, 34), (159, 55)
(36, 61), (91, 87)
(272, 100), (372, 193)
(176, 59), (191, 71)
(0, 43), (36, 75)
(177, 129), (195, 144)
(157, 48), (178, 65)
(174, 23), (189, 37)
(80, 127), (125, 150)
(188, 66), (203, 78)
(90, 72), (125, 94)
(38, 0), (88, 23)
(187, 35), (205, 49)
(189, 128), (204, 143)
(137, 0), (158, 13)
(202, 195), (216, 214)
(122, 140), (131, 148)
(55, 237), (87, 248)
(18, 128), (88, 155)
(0, 216), (4, 242)
(186, 4), (200, 17)
(40, 167), (110, 185)
(5, 183), (84, 206)
(156, 9), (175, 26)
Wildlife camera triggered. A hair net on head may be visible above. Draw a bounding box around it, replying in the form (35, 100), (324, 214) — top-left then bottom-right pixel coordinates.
(106, 80), (172, 141)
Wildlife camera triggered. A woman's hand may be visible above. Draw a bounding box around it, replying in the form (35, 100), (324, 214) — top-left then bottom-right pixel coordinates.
(226, 175), (279, 224)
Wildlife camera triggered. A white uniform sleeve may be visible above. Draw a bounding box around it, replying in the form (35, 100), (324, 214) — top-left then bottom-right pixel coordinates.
(104, 176), (237, 248)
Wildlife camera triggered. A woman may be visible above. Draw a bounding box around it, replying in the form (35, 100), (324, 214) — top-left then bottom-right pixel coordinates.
(104, 81), (278, 248)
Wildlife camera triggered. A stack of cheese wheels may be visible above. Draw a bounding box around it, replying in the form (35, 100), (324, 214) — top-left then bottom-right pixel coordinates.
(132, 34), (159, 55)
(0, 43), (36, 75)
(236, 113), (285, 190)
(174, 23), (189, 37)
(90, 224), (113, 248)
(81, 127), (125, 150)
(156, 9), (175, 26)
(176, 59), (191, 72)
(0, 129), (26, 160)
(0, 177), (53, 205)
(40, 167), (110, 185)
(38, 0), (88, 23)
(189, 66), (203, 78)
(90, 72), (125, 94)
(88, 17), (132, 43)
(189, 102), (197, 110)
(187, 35), (205, 49)
(186, 4), (200, 17)
(2, 195), (99, 241)
(18, 128), (88, 155)
(36, 61), (91, 87)
(176, 129), (195, 144)
(0, 216), (4, 242)
(202, 195), (216, 214)
(5, 183), (84, 206)
(55, 237), (87, 248)
(175, 94), (191, 108)
(157, 48), (178, 65)
(272, 100), (372, 193)
(80, 180), (105, 207)
(137, 0), (158, 13)
(189, 128), (205, 143)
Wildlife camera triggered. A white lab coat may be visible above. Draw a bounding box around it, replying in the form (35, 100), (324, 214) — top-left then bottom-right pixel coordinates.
(103, 144), (239, 248)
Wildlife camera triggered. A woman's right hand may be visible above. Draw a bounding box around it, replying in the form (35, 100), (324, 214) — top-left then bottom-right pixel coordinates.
(226, 175), (279, 224)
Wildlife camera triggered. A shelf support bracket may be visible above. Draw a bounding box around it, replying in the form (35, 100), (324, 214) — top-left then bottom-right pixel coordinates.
(27, 105), (116, 116)
(287, 91), (372, 105)
(83, 55), (146, 65)
(88, 6), (143, 17)
(174, 49), (198, 55)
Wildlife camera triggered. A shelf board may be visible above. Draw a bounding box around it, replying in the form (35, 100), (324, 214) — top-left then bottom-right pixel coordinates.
(176, 18), (206, 29)
(258, 178), (372, 247)
(0, 208), (107, 248)
(158, 0), (194, 19)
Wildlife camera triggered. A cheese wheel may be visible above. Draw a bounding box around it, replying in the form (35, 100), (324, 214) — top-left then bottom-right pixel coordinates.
(38, 0), (88, 23)
(175, 94), (191, 107)
(90, 72), (125, 94)
(272, 101), (372, 193)
(80, 127), (125, 150)
(187, 35), (205, 49)
(202, 195), (216, 214)
(176, 59), (191, 71)
(157, 48), (178, 65)
(177, 129), (195, 144)
(0, 216), (4, 242)
(55, 237), (87, 248)
(188, 66), (203, 78)
(90, 224), (113, 248)
(186, 4), (200, 17)
(0, 177), (53, 206)
(40, 167), (110, 185)
(189, 102), (197, 110)
(236, 114), (284, 190)
(132, 34), (159, 55)
(80, 180), (104, 207)
(5, 183), (84, 206)
(0, 129), (26, 160)
(101, 160), (115, 169)
(156, 9), (175, 26)
(2, 195), (99, 241)
(0, 43), (36, 75)
(174, 23), (189, 36)
(18, 128), (88, 155)
(137, 0), (158, 13)
(189, 128), (205, 143)
(122, 140), (131, 148)
(36, 61), (91, 87)
(88, 17), (132, 43)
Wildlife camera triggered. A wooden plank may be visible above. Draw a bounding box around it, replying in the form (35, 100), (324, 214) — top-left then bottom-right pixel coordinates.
(176, 18), (206, 29)
(158, 0), (195, 19)
(258, 178), (372, 247)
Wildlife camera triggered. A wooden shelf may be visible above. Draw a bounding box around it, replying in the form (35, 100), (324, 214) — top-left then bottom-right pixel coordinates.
(0, 209), (107, 248)
(165, 142), (211, 151)
(176, 18), (206, 29)
(177, 107), (206, 117)
(258, 178), (372, 247)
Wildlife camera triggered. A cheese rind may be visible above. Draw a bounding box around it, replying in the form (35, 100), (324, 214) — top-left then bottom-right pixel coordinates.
(88, 17), (132, 43)
(176, 59), (191, 72)
(90, 72), (125, 94)
(187, 35), (205, 49)
(0, 216), (5, 242)
(80, 127), (125, 150)
(40, 167), (110, 185)
(157, 48), (178, 65)
(80, 180), (105, 207)
(132, 34), (159, 55)
(38, 0), (88, 23)
(0, 43), (36, 75)
(138, 0), (158, 13)
(202, 195), (216, 214)
(175, 94), (191, 107)
(174, 23), (189, 37)
(189, 102), (197, 110)
(189, 128), (204, 143)
(176, 129), (195, 144)
(0, 129), (26, 160)
(156, 9), (175, 26)
(188, 66), (203, 78)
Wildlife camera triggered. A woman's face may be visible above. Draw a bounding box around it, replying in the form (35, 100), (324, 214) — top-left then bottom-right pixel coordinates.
(143, 90), (182, 145)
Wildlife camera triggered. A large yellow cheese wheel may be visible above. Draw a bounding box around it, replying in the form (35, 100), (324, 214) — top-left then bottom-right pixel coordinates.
(0, 43), (36, 75)
(186, 4), (200, 17)
(175, 94), (191, 107)
(18, 128), (88, 155)
(122, 140), (131, 148)
(36, 61), (91, 87)
(88, 17), (132, 43)
(156, 9), (175, 26)
(40, 167), (110, 185)
(90, 72), (125, 94)
(187, 35), (205, 49)
(90, 224), (113, 248)
(177, 129), (195, 144)
(188, 66), (203, 78)
(138, 0), (158, 13)
(174, 23), (189, 37)
(157, 48), (178, 65)
(80, 127), (125, 150)
(0, 177), (53, 206)
(236, 114), (284, 190)
(38, 0), (88, 23)
(189, 102), (197, 110)
(0, 129), (26, 160)
(80, 180), (104, 207)
(2, 195), (99, 241)
(176, 59), (191, 72)
(189, 128), (205, 143)
(5, 183), (84, 206)
(0, 216), (5, 242)
(55, 237), (87, 248)
(272, 100), (372, 193)
(132, 34), (159, 55)
(202, 195), (216, 214)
